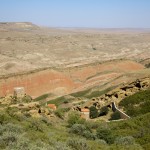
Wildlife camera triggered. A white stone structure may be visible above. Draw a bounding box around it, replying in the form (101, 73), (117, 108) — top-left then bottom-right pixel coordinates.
(14, 87), (25, 98)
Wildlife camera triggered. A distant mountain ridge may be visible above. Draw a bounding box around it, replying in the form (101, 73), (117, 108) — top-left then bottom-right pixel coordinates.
(0, 22), (39, 30)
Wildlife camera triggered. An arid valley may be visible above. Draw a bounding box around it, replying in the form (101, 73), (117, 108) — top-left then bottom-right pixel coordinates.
(0, 22), (150, 98)
(0, 22), (150, 150)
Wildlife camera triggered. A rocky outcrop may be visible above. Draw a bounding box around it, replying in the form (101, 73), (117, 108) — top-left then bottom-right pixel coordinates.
(89, 77), (150, 108)
(0, 60), (145, 98)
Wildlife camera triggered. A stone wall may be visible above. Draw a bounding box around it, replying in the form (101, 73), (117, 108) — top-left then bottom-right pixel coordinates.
(112, 102), (130, 119)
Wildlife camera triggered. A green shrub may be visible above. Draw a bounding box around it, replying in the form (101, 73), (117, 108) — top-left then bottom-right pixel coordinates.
(53, 141), (71, 150)
(6, 107), (19, 117)
(40, 117), (52, 126)
(94, 139), (107, 145)
(0, 131), (20, 149)
(88, 139), (109, 150)
(99, 106), (109, 116)
(0, 123), (23, 148)
(22, 95), (32, 103)
(6, 136), (30, 150)
(96, 127), (115, 144)
(23, 112), (31, 118)
(55, 109), (65, 119)
(89, 106), (98, 119)
(67, 111), (85, 127)
(0, 112), (11, 125)
(3, 123), (23, 133)
(69, 124), (95, 140)
(114, 136), (135, 145)
(67, 138), (90, 150)
(9, 139), (52, 150)
(69, 124), (87, 135)
(55, 108), (70, 119)
(84, 120), (100, 130)
(82, 130), (96, 140)
(110, 111), (121, 120)
(28, 118), (44, 132)
(110, 144), (144, 150)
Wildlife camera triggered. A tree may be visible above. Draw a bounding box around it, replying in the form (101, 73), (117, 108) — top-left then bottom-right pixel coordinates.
(89, 106), (98, 119)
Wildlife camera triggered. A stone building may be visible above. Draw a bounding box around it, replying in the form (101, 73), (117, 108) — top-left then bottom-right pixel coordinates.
(14, 87), (25, 98)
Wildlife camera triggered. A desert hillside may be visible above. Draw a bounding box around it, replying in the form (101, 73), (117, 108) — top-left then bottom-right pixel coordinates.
(0, 22), (150, 98)
(0, 22), (150, 75)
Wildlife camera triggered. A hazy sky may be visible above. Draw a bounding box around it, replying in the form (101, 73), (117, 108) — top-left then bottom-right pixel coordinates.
(0, 0), (150, 28)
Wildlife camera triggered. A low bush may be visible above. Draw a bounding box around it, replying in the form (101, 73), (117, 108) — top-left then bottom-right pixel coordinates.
(114, 136), (135, 145)
(22, 95), (32, 103)
(69, 123), (96, 140)
(69, 124), (87, 135)
(84, 120), (100, 130)
(99, 106), (109, 116)
(67, 137), (90, 150)
(110, 144), (144, 150)
(53, 141), (71, 150)
(40, 117), (52, 126)
(0, 112), (11, 125)
(55, 108), (70, 119)
(109, 111), (121, 120)
(82, 130), (96, 140)
(6, 107), (19, 117)
(67, 111), (85, 127)
(96, 127), (115, 144)
(89, 106), (98, 119)
(28, 118), (44, 132)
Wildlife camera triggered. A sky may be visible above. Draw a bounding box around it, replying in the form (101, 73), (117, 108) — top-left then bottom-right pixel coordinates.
(0, 0), (150, 28)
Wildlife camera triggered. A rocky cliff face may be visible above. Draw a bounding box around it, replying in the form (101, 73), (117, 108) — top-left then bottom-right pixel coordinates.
(0, 69), (75, 98)
(89, 77), (150, 108)
(0, 60), (147, 98)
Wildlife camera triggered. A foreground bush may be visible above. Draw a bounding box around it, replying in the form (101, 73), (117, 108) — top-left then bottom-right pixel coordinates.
(67, 138), (90, 150)
(114, 136), (135, 145)
(96, 127), (115, 144)
(55, 108), (70, 119)
(67, 111), (85, 127)
(69, 124), (95, 140)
